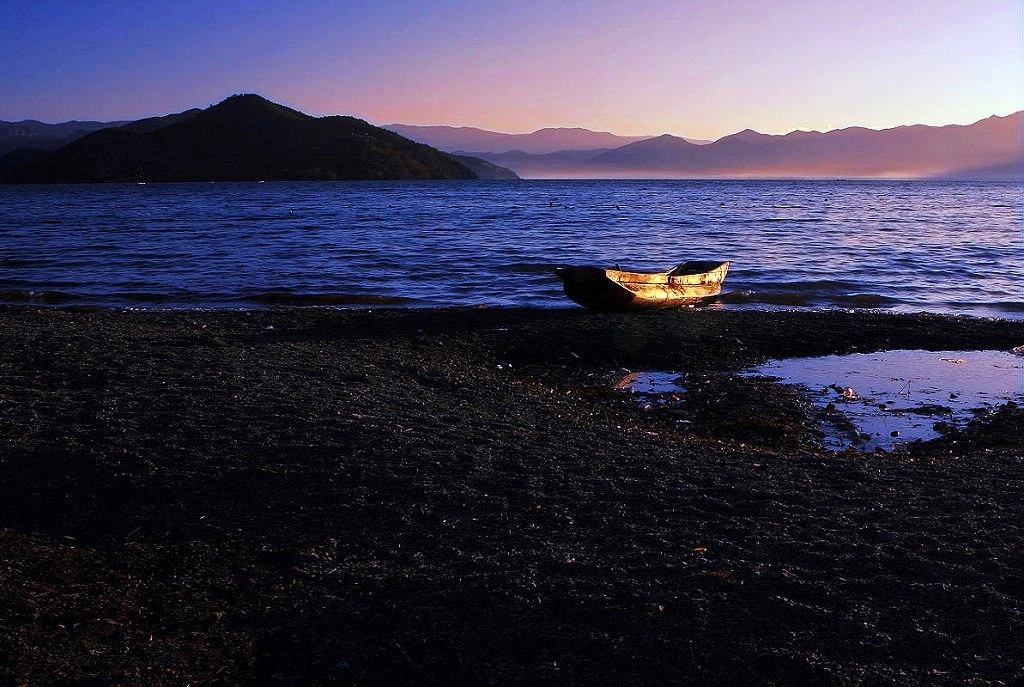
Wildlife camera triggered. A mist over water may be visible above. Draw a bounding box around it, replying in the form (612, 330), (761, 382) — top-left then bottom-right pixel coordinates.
(0, 179), (1020, 317)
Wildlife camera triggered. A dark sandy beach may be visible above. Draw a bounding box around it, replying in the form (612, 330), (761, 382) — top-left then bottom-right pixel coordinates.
(1, 306), (1023, 686)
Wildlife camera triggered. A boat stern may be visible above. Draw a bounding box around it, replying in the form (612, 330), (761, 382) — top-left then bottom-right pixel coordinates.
(554, 266), (636, 312)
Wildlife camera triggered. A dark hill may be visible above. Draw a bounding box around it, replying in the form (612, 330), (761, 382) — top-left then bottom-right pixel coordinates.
(0, 147), (51, 180)
(3, 95), (480, 183)
(119, 108), (202, 134)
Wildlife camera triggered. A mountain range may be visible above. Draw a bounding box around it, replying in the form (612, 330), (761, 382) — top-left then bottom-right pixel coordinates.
(0, 96), (515, 183)
(2, 99), (1019, 181)
(452, 113), (1022, 179)
(382, 124), (710, 154)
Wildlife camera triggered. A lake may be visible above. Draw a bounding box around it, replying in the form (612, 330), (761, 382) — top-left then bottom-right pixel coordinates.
(1, 179), (1020, 316)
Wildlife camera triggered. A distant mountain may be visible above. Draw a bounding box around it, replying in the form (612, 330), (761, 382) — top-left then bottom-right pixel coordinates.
(383, 124), (710, 155)
(449, 154), (520, 180)
(0, 118), (130, 155)
(456, 148), (614, 178)
(2, 95), (496, 183)
(589, 134), (702, 169)
(579, 113), (1023, 179)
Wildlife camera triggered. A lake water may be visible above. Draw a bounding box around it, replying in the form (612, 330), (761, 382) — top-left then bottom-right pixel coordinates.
(0, 180), (1020, 316)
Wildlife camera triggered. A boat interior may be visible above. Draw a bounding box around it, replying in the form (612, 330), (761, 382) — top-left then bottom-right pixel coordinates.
(668, 260), (728, 276)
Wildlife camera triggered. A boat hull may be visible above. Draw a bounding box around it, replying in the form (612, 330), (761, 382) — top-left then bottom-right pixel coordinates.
(555, 261), (729, 312)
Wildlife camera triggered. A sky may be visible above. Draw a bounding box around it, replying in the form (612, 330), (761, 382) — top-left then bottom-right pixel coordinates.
(1, 0), (1021, 140)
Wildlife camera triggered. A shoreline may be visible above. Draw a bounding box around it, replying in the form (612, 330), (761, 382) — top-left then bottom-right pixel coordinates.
(2, 306), (1023, 684)
(2, 299), (1023, 321)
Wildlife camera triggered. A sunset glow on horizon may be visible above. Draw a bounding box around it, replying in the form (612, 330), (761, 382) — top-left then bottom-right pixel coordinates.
(2, 0), (1021, 140)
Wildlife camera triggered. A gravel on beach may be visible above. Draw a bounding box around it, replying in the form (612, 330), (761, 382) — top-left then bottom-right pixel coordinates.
(1, 306), (1023, 686)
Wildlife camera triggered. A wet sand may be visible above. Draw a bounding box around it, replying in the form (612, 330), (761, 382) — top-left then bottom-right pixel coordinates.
(1, 306), (1023, 685)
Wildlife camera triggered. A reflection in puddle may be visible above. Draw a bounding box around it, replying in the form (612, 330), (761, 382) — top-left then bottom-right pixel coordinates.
(746, 350), (1024, 451)
(613, 370), (687, 410)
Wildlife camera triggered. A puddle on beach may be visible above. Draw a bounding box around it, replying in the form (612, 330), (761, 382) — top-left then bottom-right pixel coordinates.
(746, 350), (1024, 451)
(613, 371), (687, 410)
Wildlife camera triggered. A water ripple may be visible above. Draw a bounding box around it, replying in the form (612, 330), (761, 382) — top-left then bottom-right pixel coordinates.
(0, 179), (1019, 316)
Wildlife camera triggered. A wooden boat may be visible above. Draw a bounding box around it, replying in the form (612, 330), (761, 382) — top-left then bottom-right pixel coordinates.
(555, 260), (729, 312)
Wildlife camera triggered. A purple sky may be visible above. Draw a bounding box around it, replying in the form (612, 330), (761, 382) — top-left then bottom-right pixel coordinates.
(2, 0), (1021, 139)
